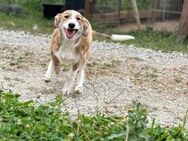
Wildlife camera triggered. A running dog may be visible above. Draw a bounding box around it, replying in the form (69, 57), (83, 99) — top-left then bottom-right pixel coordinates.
(44, 10), (134, 95)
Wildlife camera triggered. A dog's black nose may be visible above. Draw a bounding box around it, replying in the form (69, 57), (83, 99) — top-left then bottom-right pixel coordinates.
(68, 23), (75, 29)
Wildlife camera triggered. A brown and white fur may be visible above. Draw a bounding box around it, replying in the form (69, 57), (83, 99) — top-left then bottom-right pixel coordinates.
(44, 10), (92, 95)
(44, 10), (134, 95)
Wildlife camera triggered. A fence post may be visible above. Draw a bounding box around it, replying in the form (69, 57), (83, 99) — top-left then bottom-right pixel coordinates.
(85, 0), (92, 21)
(151, 0), (159, 24)
(131, 0), (141, 29)
(177, 0), (188, 42)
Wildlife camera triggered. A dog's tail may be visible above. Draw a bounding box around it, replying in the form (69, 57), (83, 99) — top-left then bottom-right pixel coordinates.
(92, 30), (135, 41)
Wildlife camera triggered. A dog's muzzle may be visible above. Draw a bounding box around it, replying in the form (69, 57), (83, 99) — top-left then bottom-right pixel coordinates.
(64, 23), (78, 39)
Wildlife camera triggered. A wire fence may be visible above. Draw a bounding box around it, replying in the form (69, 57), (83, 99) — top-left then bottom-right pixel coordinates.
(152, 0), (183, 22)
(91, 0), (183, 26)
(91, 0), (122, 25)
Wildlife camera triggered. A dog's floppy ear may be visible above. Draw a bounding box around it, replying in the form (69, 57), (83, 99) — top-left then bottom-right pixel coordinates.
(82, 19), (89, 37)
(54, 14), (61, 28)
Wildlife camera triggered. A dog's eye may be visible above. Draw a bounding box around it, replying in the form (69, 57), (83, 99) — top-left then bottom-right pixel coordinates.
(76, 17), (81, 20)
(64, 15), (69, 18)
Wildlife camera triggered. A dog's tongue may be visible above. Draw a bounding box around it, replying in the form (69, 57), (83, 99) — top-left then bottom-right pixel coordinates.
(65, 29), (76, 39)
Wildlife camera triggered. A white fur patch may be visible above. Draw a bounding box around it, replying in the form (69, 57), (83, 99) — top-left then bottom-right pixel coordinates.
(54, 40), (80, 63)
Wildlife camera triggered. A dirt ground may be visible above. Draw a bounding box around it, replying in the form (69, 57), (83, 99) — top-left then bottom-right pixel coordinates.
(0, 28), (188, 127)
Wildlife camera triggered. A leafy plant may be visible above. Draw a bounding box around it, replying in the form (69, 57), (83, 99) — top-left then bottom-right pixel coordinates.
(0, 90), (188, 140)
(125, 102), (149, 140)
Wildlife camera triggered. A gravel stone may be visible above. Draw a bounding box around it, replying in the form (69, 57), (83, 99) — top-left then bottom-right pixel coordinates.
(0, 28), (188, 127)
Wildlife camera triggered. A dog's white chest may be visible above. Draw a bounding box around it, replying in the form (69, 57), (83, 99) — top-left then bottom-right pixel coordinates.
(55, 42), (79, 63)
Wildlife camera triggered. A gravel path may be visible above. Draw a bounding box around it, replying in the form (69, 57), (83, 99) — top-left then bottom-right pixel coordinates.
(0, 28), (188, 127)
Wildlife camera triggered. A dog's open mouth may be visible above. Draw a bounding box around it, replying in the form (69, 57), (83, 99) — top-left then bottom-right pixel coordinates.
(64, 28), (78, 39)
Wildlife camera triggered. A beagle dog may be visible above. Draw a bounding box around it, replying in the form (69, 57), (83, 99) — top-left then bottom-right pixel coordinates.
(44, 10), (92, 95)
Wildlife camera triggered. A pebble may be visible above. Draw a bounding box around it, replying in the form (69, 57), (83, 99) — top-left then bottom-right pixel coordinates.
(0, 28), (188, 127)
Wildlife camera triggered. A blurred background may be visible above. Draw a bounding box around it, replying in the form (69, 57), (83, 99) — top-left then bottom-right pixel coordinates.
(0, 0), (184, 32)
(0, 0), (187, 52)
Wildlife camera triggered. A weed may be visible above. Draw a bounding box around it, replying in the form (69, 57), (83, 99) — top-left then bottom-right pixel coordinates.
(101, 63), (116, 69)
(183, 89), (188, 95)
(174, 78), (182, 83)
(0, 90), (188, 140)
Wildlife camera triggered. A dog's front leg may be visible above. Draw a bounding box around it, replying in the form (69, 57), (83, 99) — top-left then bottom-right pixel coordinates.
(74, 64), (85, 94)
(44, 55), (59, 82)
(44, 60), (54, 82)
(62, 65), (79, 95)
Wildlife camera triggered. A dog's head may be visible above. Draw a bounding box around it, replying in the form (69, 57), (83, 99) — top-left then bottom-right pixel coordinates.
(54, 10), (89, 40)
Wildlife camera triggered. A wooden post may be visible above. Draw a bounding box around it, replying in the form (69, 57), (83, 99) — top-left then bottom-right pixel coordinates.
(177, 0), (188, 42)
(118, 0), (121, 19)
(151, 0), (159, 24)
(131, 0), (141, 29)
(161, 0), (167, 21)
(85, 0), (92, 21)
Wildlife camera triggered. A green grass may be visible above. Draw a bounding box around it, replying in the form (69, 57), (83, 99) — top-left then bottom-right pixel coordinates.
(125, 29), (188, 53)
(93, 23), (188, 53)
(0, 0), (53, 33)
(0, 0), (63, 33)
(0, 12), (53, 34)
(122, 0), (151, 10)
(0, 90), (188, 140)
(88, 0), (151, 10)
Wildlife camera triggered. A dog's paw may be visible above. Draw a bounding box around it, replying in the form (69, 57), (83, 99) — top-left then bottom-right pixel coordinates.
(62, 87), (71, 95)
(44, 78), (51, 83)
(74, 85), (83, 95)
